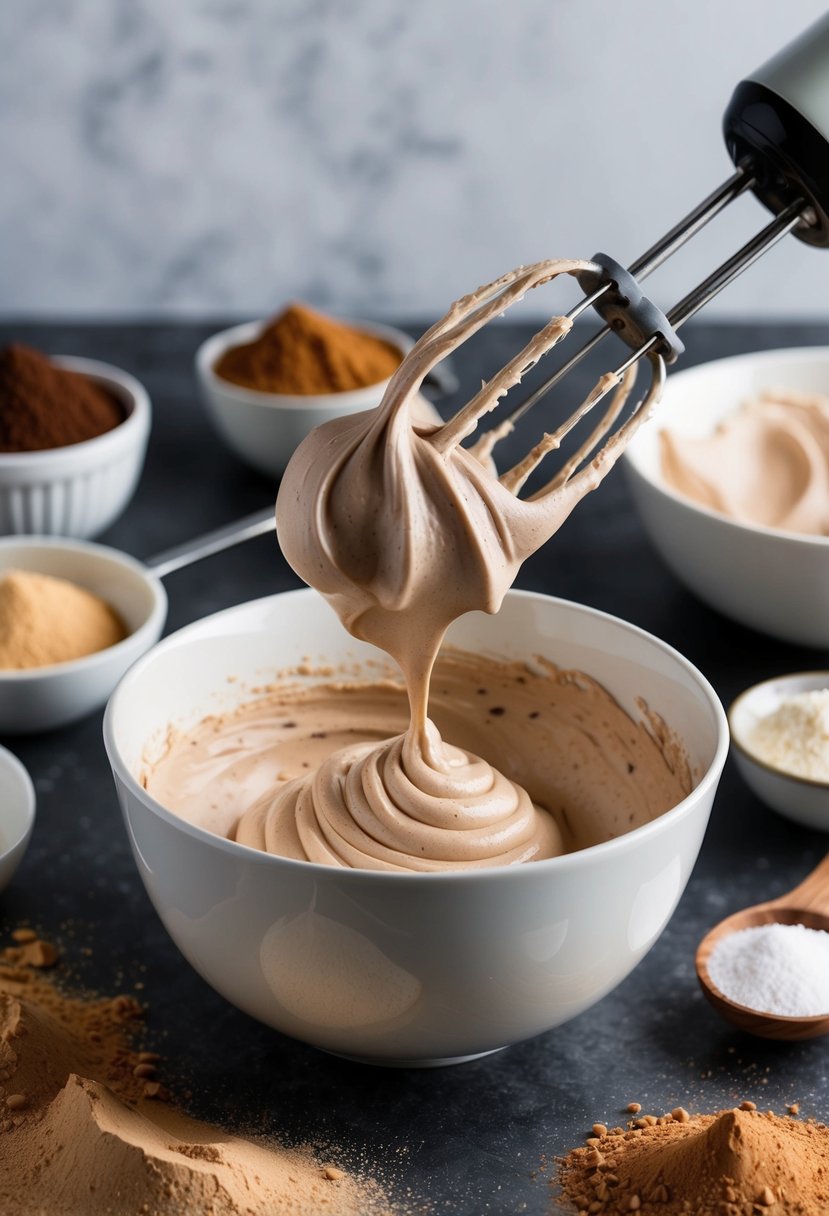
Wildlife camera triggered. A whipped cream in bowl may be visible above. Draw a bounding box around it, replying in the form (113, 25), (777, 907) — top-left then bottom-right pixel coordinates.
(624, 346), (829, 648)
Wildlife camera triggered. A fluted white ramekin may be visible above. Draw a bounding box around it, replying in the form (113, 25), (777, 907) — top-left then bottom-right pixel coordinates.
(0, 356), (151, 539)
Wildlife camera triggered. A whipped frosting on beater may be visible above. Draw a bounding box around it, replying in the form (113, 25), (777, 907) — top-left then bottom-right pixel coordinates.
(221, 261), (664, 871)
(660, 389), (829, 534)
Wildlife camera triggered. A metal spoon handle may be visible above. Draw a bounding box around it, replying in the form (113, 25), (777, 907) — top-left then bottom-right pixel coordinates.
(146, 506), (276, 580)
(776, 850), (829, 918)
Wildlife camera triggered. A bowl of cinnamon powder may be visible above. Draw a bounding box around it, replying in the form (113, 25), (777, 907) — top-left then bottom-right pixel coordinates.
(196, 305), (439, 477)
(0, 343), (151, 539)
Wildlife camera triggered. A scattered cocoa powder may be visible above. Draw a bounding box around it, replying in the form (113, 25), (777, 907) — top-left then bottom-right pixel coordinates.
(214, 303), (403, 395)
(555, 1103), (829, 1214)
(0, 931), (405, 1215)
(0, 343), (124, 452)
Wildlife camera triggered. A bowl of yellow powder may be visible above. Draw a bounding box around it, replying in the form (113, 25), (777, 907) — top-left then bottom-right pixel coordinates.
(0, 537), (166, 733)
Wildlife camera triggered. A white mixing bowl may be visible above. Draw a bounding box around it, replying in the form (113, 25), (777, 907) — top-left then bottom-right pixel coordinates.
(0, 744), (35, 893)
(624, 347), (829, 648)
(104, 589), (727, 1067)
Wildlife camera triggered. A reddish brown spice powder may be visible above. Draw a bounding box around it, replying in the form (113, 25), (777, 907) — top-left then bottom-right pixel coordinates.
(214, 303), (403, 395)
(0, 343), (124, 452)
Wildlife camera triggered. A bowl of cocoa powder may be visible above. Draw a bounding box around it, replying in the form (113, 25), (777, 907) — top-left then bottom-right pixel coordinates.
(195, 305), (439, 477)
(0, 343), (151, 539)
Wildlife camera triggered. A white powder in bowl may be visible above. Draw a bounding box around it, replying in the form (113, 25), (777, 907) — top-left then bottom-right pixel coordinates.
(748, 689), (829, 781)
(707, 922), (829, 1017)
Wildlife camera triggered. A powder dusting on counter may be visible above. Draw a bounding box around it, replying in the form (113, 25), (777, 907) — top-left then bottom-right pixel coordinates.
(0, 569), (127, 669)
(554, 1103), (829, 1214)
(214, 304), (402, 394)
(0, 931), (404, 1216)
(707, 922), (829, 1017)
(749, 689), (829, 781)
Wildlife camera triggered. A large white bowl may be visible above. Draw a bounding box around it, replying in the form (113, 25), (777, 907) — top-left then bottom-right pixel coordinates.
(0, 537), (166, 733)
(0, 356), (151, 539)
(0, 744), (35, 893)
(104, 589), (727, 1066)
(195, 318), (437, 478)
(624, 347), (829, 648)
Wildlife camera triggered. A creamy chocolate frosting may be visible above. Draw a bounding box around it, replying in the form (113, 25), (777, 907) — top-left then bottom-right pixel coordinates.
(151, 262), (671, 872)
(261, 261), (663, 869)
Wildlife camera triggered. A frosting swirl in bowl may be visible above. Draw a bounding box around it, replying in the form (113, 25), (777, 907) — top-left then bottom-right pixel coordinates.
(235, 722), (563, 871)
(265, 262), (662, 870)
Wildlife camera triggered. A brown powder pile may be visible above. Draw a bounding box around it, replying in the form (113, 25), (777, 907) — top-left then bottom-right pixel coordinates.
(0, 932), (399, 1216)
(0, 569), (127, 669)
(214, 304), (403, 394)
(0, 343), (123, 452)
(555, 1103), (829, 1214)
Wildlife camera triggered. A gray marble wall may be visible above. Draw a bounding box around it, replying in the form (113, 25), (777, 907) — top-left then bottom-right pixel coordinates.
(1, 0), (827, 319)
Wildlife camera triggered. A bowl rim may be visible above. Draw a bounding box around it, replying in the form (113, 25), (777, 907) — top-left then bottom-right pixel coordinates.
(103, 586), (729, 884)
(0, 742), (36, 855)
(194, 317), (414, 408)
(623, 344), (829, 548)
(0, 536), (167, 681)
(729, 670), (829, 789)
(0, 355), (150, 466)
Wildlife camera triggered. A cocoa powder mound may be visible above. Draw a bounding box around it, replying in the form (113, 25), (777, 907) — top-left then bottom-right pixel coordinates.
(555, 1105), (829, 1215)
(0, 933), (403, 1216)
(0, 343), (124, 452)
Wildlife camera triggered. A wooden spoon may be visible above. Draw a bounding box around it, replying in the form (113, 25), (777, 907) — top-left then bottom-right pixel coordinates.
(696, 852), (829, 1040)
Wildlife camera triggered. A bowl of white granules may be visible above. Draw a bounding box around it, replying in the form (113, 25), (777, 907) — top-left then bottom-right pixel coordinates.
(729, 672), (829, 831)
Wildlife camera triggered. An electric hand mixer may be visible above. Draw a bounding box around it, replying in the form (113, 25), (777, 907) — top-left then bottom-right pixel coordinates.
(147, 14), (829, 578)
(414, 12), (829, 497)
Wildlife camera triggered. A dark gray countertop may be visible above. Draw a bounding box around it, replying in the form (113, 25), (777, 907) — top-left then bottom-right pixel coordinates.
(3, 319), (829, 1215)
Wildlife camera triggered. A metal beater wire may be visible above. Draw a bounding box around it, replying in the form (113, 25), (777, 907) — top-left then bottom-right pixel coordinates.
(504, 166), (758, 429)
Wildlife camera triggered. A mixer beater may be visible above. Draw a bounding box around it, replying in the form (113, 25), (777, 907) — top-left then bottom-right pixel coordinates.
(433, 12), (829, 490)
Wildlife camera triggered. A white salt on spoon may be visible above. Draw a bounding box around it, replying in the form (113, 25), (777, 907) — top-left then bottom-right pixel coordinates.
(696, 852), (829, 1039)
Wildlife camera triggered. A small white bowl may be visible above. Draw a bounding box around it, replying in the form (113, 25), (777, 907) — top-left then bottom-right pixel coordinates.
(0, 537), (166, 733)
(624, 347), (829, 648)
(0, 356), (151, 540)
(195, 318), (437, 478)
(730, 671), (829, 831)
(0, 744), (35, 893)
(104, 588), (727, 1067)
